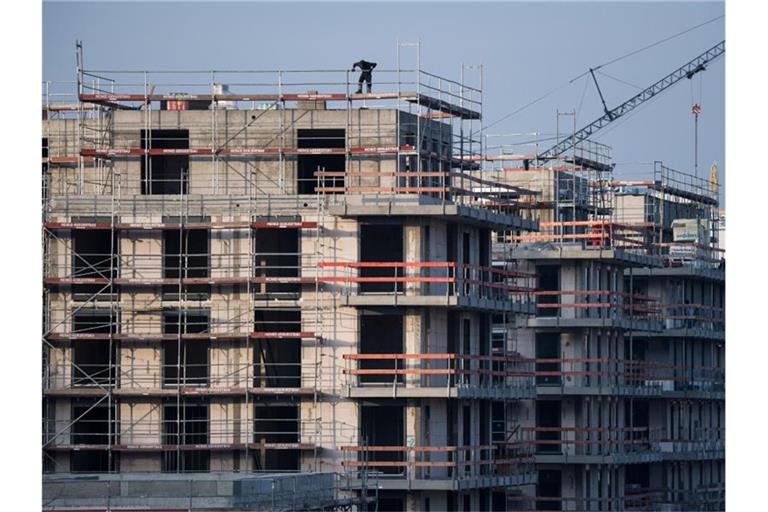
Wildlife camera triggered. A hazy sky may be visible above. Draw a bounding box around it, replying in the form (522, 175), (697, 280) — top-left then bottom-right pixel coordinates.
(43, 1), (725, 201)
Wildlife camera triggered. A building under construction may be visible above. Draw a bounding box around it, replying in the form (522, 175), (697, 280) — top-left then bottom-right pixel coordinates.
(42, 44), (724, 511)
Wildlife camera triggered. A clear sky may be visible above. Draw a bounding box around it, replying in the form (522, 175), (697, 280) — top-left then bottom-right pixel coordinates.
(43, 1), (725, 201)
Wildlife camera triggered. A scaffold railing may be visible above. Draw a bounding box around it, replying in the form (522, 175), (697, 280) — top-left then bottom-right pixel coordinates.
(71, 67), (481, 116)
(43, 417), (357, 452)
(44, 360), (323, 393)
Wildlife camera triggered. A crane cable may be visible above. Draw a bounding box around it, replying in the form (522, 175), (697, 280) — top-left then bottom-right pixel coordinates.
(570, 14), (724, 82)
(483, 13), (724, 133)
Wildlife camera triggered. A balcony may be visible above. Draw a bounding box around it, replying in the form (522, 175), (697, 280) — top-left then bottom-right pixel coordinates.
(342, 353), (534, 399)
(635, 303), (725, 340)
(507, 220), (664, 267)
(319, 169), (540, 232)
(531, 290), (662, 331)
(534, 358), (724, 398)
(318, 261), (536, 314)
(525, 426), (663, 464)
(341, 443), (535, 491)
(659, 427), (725, 461)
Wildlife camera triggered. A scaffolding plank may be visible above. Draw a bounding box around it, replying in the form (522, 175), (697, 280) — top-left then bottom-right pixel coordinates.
(251, 331), (317, 339)
(45, 276), (314, 286)
(45, 220), (316, 230)
(80, 145), (415, 158)
(409, 94), (481, 120)
(252, 220), (317, 229)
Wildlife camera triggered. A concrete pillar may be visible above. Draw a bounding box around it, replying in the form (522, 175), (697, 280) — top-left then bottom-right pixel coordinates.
(120, 401), (160, 445)
(210, 220), (249, 279)
(121, 224), (162, 280)
(119, 400), (161, 472)
(561, 263), (577, 319)
(49, 346), (71, 389)
(404, 223), (422, 296)
(562, 398), (576, 457)
(210, 341), (249, 389)
(405, 401), (421, 481)
(404, 309), (423, 388)
(561, 331), (578, 388)
(52, 399), (71, 448)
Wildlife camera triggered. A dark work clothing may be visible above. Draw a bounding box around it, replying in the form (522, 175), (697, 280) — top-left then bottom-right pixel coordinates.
(352, 60), (377, 93)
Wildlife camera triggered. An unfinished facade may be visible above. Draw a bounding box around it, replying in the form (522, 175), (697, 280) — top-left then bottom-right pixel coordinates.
(488, 141), (725, 511)
(42, 47), (724, 510)
(43, 51), (544, 511)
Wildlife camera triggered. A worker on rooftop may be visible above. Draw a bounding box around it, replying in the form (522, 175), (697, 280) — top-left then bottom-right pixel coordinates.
(352, 60), (377, 94)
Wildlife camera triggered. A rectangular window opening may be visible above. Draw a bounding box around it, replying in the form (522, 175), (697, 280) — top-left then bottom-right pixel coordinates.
(537, 265), (560, 317)
(360, 223), (404, 293)
(536, 332), (561, 386)
(162, 400), (210, 472)
(141, 129), (189, 195)
(536, 400), (562, 455)
(537, 469), (562, 511)
(297, 128), (345, 194)
(163, 228), (210, 279)
(70, 400), (118, 472)
(162, 310), (210, 387)
(254, 227), (299, 296)
(72, 341), (116, 388)
(72, 229), (117, 279)
(359, 313), (404, 384)
(253, 310), (301, 388)
(252, 404), (300, 471)
(361, 405), (404, 476)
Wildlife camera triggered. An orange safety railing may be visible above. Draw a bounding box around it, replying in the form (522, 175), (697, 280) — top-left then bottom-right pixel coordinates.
(509, 220), (656, 253)
(342, 353), (534, 391)
(534, 290), (661, 321)
(318, 261), (536, 304)
(341, 443), (533, 480)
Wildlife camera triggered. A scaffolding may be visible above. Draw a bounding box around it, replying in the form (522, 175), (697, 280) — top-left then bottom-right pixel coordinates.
(477, 124), (637, 261)
(42, 42), (542, 512)
(611, 161), (722, 267)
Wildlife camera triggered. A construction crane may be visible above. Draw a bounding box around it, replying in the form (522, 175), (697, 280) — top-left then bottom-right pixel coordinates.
(536, 40), (725, 166)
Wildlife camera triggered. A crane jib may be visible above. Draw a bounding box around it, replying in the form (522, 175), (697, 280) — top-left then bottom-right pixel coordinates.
(537, 41), (725, 162)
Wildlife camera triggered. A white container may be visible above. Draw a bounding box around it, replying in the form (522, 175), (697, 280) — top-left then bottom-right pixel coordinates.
(212, 83), (236, 110)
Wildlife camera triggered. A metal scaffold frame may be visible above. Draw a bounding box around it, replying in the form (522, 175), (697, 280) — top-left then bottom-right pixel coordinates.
(42, 43), (541, 507)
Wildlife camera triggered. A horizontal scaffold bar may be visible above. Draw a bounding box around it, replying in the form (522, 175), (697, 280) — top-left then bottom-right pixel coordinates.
(79, 145), (416, 158)
(45, 220), (318, 230)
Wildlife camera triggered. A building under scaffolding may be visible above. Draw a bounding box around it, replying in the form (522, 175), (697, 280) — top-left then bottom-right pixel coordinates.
(43, 44), (541, 511)
(42, 44), (724, 511)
